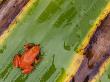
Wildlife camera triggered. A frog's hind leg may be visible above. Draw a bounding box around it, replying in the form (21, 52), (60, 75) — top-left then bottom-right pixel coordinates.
(24, 43), (35, 51)
(22, 66), (33, 74)
(13, 55), (21, 68)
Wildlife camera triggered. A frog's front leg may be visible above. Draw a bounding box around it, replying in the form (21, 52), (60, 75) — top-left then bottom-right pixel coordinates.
(13, 55), (21, 68)
(35, 58), (40, 64)
(22, 65), (33, 74)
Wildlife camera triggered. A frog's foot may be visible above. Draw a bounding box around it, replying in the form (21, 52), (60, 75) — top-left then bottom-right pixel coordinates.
(35, 58), (40, 64)
(22, 66), (33, 74)
(13, 55), (21, 68)
(24, 43), (35, 51)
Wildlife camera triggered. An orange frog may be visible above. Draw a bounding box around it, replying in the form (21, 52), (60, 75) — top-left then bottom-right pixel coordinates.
(13, 43), (41, 74)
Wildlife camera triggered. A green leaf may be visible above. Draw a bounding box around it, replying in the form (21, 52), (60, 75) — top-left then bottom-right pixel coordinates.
(0, 0), (109, 82)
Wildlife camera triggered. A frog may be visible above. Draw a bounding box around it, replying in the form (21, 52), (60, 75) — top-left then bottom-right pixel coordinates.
(13, 43), (41, 74)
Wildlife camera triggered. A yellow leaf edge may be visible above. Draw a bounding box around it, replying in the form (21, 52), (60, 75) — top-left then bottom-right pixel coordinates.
(90, 4), (110, 81)
(0, 0), (36, 45)
(91, 58), (110, 82)
(64, 2), (110, 82)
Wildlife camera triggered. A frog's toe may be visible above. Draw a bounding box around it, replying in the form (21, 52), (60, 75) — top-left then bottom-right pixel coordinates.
(22, 66), (33, 74)
(35, 58), (40, 64)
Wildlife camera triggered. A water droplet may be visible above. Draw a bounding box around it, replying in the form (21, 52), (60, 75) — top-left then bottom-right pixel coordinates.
(64, 42), (71, 51)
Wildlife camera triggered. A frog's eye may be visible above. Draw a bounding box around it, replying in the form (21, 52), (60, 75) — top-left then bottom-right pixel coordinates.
(24, 43), (35, 49)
